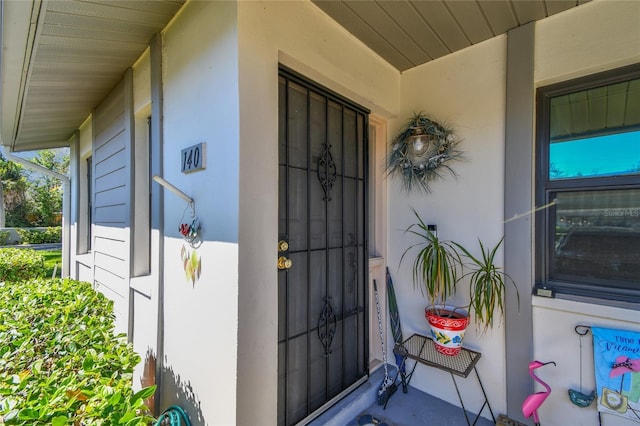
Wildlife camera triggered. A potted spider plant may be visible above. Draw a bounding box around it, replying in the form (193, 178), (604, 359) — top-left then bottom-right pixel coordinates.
(401, 209), (468, 355)
(453, 237), (520, 334)
(454, 238), (519, 336)
(402, 209), (518, 355)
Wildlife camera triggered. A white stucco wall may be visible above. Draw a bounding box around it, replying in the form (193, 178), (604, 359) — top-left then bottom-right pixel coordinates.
(159, 1), (239, 424)
(531, 1), (640, 425)
(236, 1), (399, 424)
(535, 0), (640, 87)
(389, 35), (509, 417)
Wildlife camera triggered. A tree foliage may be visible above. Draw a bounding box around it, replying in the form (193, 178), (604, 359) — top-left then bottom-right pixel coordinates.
(0, 149), (69, 227)
(0, 157), (30, 227)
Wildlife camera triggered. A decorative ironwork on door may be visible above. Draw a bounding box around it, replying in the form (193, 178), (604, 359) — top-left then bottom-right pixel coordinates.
(317, 142), (337, 201)
(277, 68), (369, 426)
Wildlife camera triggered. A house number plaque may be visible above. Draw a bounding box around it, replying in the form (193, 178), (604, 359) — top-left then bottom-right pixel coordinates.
(181, 143), (206, 173)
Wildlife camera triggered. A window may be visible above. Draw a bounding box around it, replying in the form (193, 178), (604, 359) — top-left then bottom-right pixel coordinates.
(536, 63), (640, 303)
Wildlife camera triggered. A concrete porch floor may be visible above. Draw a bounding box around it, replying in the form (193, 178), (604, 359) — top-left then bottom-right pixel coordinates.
(309, 366), (497, 426)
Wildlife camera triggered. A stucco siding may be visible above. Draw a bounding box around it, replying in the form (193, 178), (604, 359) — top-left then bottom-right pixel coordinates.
(158, 1), (240, 424)
(392, 34), (509, 416)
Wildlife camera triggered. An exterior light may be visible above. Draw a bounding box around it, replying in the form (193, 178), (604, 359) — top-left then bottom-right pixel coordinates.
(408, 128), (431, 159)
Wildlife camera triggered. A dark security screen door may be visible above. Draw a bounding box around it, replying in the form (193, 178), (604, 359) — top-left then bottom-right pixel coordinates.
(277, 68), (368, 426)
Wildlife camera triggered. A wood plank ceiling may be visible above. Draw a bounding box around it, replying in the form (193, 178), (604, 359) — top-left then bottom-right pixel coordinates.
(312, 0), (591, 72)
(7, 0), (185, 152)
(2, 0), (606, 152)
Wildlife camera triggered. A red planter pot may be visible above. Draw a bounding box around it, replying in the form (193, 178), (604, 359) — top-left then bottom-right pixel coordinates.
(425, 305), (469, 356)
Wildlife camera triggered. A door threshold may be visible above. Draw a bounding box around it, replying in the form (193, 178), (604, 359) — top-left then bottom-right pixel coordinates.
(305, 366), (393, 426)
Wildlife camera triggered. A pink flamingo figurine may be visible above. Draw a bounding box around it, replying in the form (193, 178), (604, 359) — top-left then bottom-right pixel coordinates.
(522, 360), (556, 426)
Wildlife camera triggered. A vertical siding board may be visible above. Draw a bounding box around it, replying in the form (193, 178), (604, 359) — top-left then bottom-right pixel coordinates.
(91, 70), (134, 336)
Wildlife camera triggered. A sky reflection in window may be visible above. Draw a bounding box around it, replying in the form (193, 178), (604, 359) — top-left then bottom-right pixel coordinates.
(549, 130), (640, 180)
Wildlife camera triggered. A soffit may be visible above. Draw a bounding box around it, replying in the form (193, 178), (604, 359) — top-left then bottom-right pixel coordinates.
(0, 0), (604, 152)
(311, 0), (591, 72)
(1, 0), (185, 152)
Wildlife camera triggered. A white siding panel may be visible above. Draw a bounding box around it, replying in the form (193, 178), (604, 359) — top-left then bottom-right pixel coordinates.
(96, 99), (124, 129)
(94, 275), (128, 334)
(94, 235), (126, 258)
(94, 204), (127, 224)
(77, 261), (93, 284)
(95, 145), (127, 179)
(94, 185), (127, 207)
(95, 83), (124, 132)
(95, 115), (126, 149)
(95, 128), (126, 160)
(95, 277), (126, 304)
(95, 252), (127, 279)
(91, 70), (133, 337)
(95, 267), (126, 299)
(94, 167), (127, 193)
(93, 224), (127, 241)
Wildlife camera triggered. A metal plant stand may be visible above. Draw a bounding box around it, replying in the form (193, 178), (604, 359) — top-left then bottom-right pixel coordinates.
(391, 333), (496, 426)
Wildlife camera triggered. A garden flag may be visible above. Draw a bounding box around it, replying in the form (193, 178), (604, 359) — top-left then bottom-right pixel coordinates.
(592, 327), (640, 422)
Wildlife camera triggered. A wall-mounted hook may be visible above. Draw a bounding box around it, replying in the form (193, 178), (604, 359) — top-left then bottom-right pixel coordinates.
(152, 175), (193, 204)
(153, 175), (202, 247)
(575, 325), (591, 336)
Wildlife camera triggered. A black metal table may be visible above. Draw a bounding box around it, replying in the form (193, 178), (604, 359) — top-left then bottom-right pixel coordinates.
(391, 333), (495, 426)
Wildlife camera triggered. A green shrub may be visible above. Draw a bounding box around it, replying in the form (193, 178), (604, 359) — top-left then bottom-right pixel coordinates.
(15, 227), (61, 244)
(0, 231), (10, 246)
(0, 248), (46, 282)
(0, 278), (156, 425)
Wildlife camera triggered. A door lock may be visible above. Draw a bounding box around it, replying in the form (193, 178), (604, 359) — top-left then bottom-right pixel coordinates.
(278, 256), (293, 270)
(278, 240), (289, 252)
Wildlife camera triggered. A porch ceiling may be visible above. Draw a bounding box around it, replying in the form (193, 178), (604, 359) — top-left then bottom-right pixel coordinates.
(0, 0), (597, 153)
(312, 0), (591, 72)
(0, 0), (185, 153)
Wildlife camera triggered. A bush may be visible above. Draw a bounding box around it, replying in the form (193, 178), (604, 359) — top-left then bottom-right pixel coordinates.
(0, 248), (45, 282)
(15, 227), (62, 244)
(0, 278), (156, 425)
(0, 231), (10, 246)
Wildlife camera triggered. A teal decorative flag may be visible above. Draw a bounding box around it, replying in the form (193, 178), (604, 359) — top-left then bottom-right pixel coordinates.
(592, 327), (640, 422)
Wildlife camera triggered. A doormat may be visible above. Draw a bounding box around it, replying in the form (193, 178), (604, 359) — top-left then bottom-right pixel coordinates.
(496, 414), (526, 426)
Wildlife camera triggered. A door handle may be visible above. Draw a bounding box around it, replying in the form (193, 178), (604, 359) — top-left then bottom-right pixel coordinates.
(278, 256), (293, 270)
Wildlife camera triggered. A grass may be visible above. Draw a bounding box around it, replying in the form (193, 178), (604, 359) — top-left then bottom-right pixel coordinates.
(41, 249), (62, 278)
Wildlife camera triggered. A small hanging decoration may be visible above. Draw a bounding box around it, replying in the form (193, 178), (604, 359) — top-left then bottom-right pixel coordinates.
(386, 112), (462, 193)
(181, 244), (202, 286)
(178, 202), (202, 248)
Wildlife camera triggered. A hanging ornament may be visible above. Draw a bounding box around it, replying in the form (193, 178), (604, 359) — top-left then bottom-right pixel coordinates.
(181, 244), (202, 286)
(568, 325), (596, 408)
(178, 202), (202, 248)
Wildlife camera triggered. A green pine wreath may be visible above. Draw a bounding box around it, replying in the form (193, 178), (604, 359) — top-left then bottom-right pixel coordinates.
(386, 113), (462, 193)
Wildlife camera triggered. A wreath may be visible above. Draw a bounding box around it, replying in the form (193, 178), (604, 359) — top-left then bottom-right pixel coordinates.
(386, 113), (462, 193)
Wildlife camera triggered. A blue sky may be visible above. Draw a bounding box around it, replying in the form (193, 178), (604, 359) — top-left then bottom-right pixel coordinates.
(550, 130), (640, 179)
